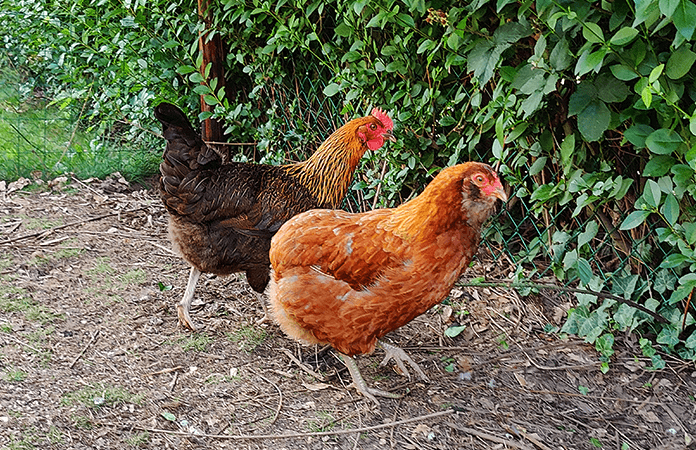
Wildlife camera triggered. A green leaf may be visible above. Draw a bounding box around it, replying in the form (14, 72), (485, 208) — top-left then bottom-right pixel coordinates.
(528, 156), (547, 176)
(576, 258), (593, 284)
(619, 210), (651, 230)
(660, 0), (680, 17)
(666, 45), (696, 79)
(176, 65), (196, 75)
(648, 64), (664, 83)
(568, 83), (597, 116)
(578, 221), (599, 248)
(550, 37), (572, 71)
(660, 193), (680, 225)
(583, 22), (605, 43)
(323, 83), (340, 97)
(673, 0), (696, 39)
(641, 86), (653, 108)
(656, 326), (680, 347)
(444, 325), (467, 338)
(643, 179), (662, 208)
(595, 75), (629, 103)
(660, 253), (688, 268)
(645, 128), (683, 155)
(161, 412), (176, 421)
(610, 64), (640, 81)
(610, 27), (639, 46)
(577, 99), (610, 142)
(624, 124), (654, 148)
(576, 48), (607, 76)
(334, 22), (352, 37)
(643, 155), (676, 176)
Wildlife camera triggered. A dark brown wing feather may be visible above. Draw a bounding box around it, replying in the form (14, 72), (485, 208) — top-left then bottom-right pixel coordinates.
(155, 102), (320, 292)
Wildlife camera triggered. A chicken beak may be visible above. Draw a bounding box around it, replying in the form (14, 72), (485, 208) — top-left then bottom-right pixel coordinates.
(382, 129), (397, 143)
(493, 185), (508, 203)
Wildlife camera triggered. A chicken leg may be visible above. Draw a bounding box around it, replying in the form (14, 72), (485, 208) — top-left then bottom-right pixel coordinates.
(339, 353), (401, 407)
(378, 340), (430, 382)
(177, 267), (201, 331)
(339, 341), (429, 406)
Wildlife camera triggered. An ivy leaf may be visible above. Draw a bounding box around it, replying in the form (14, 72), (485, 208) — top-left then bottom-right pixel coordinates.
(653, 268), (677, 294)
(666, 44), (696, 79)
(610, 27), (639, 46)
(619, 210), (651, 230)
(578, 220), (599, 248)
(645, 128), (683, 155)
(614, 303), (638, 330)
(656, 326), (680, 347)
(577, 99), (610, 142)
(576, 258), (593, 284)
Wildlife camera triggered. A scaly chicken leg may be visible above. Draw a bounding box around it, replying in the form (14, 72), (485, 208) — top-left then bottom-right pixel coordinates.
(177, 267), (201, 331)
(339, 340), (429, 406)
(378, 340), (430, 382)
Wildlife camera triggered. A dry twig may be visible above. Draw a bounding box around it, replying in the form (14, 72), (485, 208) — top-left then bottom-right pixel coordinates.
(69, 330), (100, 369)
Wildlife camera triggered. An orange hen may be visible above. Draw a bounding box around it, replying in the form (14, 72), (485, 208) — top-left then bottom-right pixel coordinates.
(268, 162), (507, 404)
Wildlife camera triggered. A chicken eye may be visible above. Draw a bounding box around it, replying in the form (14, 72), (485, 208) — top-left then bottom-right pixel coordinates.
(474, 174), (485, 184)
(369, 123), (376, 130)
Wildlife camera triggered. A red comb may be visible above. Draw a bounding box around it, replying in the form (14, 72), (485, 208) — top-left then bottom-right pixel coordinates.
(370, 107), (394, 130)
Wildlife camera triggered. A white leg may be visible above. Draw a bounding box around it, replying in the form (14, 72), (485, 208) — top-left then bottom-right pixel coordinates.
(254, 291), (270, 325)
(339, 353), (402, 407)
(177, 267), (201, 331)
(378, 340), (430, 382)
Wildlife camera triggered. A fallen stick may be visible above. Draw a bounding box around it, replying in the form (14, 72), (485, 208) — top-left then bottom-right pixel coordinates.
(1, 208), (146, 245)
(69, 330), (100, 369)
(106, 409), (455, 440)
(445, 422), (534, 450)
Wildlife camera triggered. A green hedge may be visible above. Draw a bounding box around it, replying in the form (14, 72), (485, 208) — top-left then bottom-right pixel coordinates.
(2, 0), (696, 367)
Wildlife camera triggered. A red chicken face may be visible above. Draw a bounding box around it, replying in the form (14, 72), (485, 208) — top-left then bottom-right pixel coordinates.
(357, 108), (396, 150)
(470, 170), (507, 202)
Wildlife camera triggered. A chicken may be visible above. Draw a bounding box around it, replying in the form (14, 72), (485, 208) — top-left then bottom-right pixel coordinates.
(268, 162), (507, 405)
(155, 102), (395, 330)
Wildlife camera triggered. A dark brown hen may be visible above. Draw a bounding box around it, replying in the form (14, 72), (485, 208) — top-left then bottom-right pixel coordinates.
(155, 102), (395, 330)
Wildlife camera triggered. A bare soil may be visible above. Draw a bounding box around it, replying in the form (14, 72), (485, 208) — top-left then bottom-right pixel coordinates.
(1, 175), (695, 450)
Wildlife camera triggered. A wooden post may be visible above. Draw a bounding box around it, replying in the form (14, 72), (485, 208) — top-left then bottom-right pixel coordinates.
(198, 0), (226, 142)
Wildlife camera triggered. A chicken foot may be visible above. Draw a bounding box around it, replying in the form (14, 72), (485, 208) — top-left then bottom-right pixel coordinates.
(177, 267), (201, 331)
(378, 340), (430, 382)
(339, 353), (401, 407)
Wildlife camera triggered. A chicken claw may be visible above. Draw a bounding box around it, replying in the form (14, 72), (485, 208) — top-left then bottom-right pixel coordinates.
(177, 267), (201, 331)
(339, 353), (401, 407)
(378, 340), (430, 382)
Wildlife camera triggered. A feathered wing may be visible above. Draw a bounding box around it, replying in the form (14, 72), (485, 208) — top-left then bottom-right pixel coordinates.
(271, 208), (402, 289)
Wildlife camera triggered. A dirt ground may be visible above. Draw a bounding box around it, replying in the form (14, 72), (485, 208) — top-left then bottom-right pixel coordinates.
(0, 174), (695, 450)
